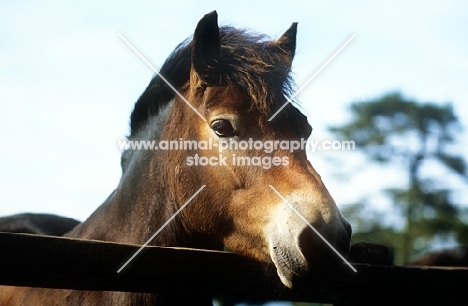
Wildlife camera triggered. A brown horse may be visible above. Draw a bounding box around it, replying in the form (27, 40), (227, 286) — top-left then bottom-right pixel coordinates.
(0, 11), (351, 305)
(0, 213), (79, 236)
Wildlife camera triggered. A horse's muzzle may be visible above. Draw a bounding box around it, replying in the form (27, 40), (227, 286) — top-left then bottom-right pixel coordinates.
(266, 198), (351, 288)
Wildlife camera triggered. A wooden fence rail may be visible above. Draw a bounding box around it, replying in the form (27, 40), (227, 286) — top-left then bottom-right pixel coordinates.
(1, 232), (467, 305)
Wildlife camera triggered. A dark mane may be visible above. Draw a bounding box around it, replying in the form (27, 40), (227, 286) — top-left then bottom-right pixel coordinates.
(129, 26), (296, 138)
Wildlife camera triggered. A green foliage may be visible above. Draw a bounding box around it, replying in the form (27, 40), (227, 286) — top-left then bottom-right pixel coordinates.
(330, 92), (468, 263)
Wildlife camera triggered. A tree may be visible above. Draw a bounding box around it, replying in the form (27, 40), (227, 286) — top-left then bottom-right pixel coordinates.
(330, 92), (468, 263)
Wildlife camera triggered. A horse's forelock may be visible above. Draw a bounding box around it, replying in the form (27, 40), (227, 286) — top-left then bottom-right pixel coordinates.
(217, 27), (295, 113)
(128, 26), (296, 139)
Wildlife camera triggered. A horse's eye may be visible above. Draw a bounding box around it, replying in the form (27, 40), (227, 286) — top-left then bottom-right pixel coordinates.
(211, 119), (236, 137)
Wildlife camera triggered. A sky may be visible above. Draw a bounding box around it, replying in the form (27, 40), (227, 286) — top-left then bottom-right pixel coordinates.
(1, 1), (467, 225)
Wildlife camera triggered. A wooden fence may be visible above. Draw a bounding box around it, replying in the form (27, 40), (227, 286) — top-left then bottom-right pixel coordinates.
(0, 232), (467, 305)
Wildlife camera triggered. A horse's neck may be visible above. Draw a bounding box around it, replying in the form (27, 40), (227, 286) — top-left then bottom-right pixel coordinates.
(67, 102), (186, 246)
(67, 166), (179, 246)
(34, 175), (206, 304)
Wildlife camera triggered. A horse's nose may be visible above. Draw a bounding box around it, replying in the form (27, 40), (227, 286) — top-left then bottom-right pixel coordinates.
(297, 216), (351, 275)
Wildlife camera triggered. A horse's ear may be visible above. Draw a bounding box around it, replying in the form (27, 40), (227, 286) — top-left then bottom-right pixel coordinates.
(192, 11), (221, 85)
(276, 22), (297, 64)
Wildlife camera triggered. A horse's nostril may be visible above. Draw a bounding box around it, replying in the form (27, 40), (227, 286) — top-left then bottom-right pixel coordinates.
(297, 227), (319, 263)
(297, 223), (351, 268)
